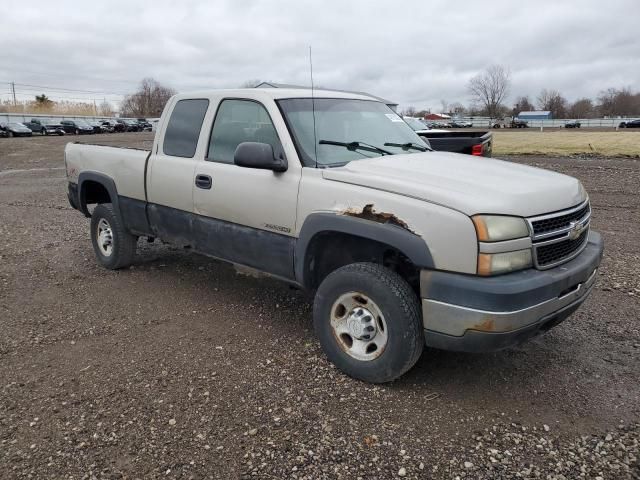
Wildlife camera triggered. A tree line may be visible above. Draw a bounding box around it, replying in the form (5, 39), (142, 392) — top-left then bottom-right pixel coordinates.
(402, 65), (640, 120)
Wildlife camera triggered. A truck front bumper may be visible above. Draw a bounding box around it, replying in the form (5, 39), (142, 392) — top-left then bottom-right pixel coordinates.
(420, 231), (604, 352)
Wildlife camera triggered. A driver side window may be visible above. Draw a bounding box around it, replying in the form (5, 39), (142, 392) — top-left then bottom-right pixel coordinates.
(207, 99), (283, 164)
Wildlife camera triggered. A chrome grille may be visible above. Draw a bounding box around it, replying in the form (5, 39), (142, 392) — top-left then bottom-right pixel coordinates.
(531, 203), (590, 237)
(536, 230), (588, 267)
(527, 200), (590, 269)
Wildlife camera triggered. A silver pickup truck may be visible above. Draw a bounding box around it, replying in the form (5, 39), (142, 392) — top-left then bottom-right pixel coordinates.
(65, 88), (604, 383)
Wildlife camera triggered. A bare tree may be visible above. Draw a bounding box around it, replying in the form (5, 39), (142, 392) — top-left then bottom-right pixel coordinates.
(401, 106), (417, 117)
(537, 89), (568, 118)
(597, 87), (640, 117)
(121, 78), (176, 117)
(568, 98), (594, 119)
(513, 96), (534, 113)
(468, 65), (511, 120)
(449, 102), (466, 115)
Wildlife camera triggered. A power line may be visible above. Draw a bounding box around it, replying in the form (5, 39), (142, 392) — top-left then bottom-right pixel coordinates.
(1, 81), (128, 96)
(0, 92), (122, 104)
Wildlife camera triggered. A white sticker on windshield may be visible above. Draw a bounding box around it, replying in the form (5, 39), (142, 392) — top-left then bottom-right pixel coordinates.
(385, 113), (404, 122)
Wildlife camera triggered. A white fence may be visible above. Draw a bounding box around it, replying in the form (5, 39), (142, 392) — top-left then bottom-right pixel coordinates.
(455, 116), (635, 128)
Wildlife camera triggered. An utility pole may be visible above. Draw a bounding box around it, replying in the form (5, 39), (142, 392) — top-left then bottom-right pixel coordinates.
(10, 82), (17, 105)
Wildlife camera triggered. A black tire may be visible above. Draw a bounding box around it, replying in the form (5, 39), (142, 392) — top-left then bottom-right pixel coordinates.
(313, 262), (424, 383)
(90, 203), (137, 269)
(42, 129), (48, 136)
(8, 131), (13, 138)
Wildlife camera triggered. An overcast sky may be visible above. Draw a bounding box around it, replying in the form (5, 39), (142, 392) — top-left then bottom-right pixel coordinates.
(1, 0), (638, 112)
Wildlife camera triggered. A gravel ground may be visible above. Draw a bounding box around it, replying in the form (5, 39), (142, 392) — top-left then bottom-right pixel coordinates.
(0, 133), (638, 479)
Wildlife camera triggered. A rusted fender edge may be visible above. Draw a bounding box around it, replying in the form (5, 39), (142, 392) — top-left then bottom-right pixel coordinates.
(341, 204), (416, 234)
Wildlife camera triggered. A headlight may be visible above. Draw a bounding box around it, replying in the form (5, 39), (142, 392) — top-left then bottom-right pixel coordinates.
(477, 249), (532, 276)
(472, 215), (530, 242)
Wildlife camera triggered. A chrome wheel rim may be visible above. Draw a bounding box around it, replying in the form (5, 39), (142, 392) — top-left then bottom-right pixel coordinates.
(330, 292), (388, 361)
(97, 218), (114, 257)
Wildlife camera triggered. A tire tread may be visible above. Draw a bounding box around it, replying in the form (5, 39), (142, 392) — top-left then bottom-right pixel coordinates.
(314, 262), (423, 383)
(91, 203), (136, 269)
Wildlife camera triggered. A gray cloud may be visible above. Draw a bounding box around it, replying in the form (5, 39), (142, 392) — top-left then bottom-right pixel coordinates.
(1, 0), (638, 111)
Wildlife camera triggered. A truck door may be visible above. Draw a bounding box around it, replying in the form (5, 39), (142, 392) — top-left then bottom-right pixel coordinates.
(146, 98), (210, 244)
(192, 98), (301, 280)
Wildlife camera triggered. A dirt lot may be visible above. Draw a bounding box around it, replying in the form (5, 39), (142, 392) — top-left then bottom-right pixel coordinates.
(1, 133), (639, 479)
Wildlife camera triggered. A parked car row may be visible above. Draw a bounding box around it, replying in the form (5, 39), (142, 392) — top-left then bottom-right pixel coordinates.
(0, 117), (153, 138)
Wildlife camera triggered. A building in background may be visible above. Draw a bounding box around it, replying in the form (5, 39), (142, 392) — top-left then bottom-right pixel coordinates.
(424, 113), (451, 121)
(518, 110), (552, 121)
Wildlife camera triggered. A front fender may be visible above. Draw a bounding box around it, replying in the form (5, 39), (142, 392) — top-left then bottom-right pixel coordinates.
(295, 212), (434, 287)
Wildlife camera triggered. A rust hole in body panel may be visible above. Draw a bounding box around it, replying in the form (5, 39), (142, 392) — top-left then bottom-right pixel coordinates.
(342, 204), (413, 232)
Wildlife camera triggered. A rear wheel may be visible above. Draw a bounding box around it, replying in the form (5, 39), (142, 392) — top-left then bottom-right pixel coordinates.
(313, 262), (424, 383)
(90, 203), (137, 269)
(42, 129), (48, 136)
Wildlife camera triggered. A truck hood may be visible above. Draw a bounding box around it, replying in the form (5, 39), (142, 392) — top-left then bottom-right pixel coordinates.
(322, 152), (586, 217)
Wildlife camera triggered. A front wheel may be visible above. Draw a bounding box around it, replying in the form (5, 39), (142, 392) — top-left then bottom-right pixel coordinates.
(90, 203), (137, 269)
(313, 263), (424, 383)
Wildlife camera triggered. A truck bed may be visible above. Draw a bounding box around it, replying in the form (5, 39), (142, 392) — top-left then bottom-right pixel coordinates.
(65, 142), (150, 202)
(418, 131), (492, 157)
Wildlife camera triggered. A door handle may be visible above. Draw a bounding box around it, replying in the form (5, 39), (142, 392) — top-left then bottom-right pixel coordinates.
(195, 174), (212, 190)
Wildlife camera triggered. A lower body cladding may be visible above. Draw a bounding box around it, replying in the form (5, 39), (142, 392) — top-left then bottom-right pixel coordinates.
(420, 231), (604, 352)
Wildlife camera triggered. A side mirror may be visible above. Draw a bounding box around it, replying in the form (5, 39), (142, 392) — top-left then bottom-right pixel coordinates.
(234, 142), (287, 172)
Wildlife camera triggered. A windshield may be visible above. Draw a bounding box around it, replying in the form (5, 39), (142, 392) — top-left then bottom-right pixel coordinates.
(75, 120), (90, 126)
(8, 122), (26, 128)
(403, 117), (428, 131)
(277, 98), (429, 166)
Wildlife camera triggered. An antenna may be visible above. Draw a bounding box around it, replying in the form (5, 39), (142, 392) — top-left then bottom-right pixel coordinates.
(309, 46), (318, 168)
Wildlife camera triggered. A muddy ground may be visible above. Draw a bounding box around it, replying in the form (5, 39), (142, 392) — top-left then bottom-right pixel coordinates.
(0, 133), (638, 479)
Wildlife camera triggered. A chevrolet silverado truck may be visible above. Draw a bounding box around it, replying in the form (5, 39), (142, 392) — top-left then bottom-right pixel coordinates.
(65, 88), (604, 383)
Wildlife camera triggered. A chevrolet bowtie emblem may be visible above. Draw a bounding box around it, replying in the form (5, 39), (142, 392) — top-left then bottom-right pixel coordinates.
(568, 221), (585, 240)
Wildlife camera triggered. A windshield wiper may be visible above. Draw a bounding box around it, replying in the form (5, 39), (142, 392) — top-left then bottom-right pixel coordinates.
(318, 139), (392, 156)
(384, 142), (431, 152)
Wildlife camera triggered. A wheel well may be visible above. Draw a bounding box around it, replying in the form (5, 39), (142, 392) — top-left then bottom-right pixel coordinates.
(303, 232), (420, 293)
(81, 180), (112, 209)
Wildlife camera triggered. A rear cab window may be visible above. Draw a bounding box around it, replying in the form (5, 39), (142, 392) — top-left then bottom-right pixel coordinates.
(163, 99), (210, 158)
